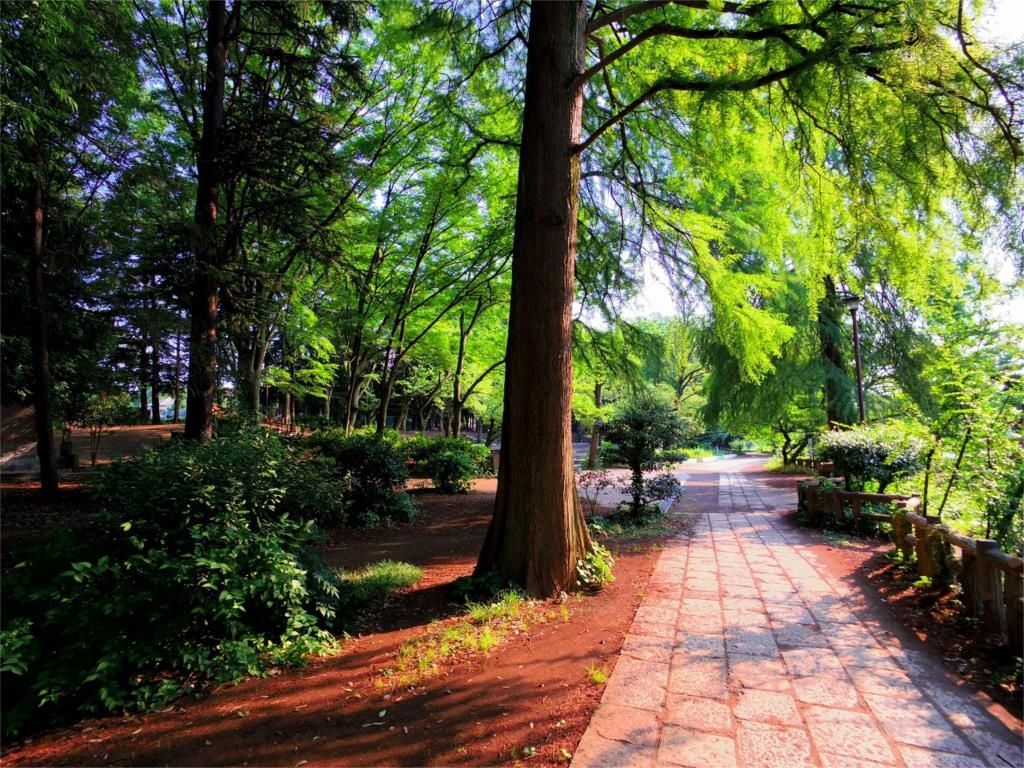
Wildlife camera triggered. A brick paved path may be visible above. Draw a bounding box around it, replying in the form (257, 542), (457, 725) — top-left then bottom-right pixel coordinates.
(573, 458), (1023, 768)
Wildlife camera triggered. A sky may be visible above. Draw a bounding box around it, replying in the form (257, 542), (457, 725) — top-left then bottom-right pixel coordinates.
(626, 0), (1024, 323)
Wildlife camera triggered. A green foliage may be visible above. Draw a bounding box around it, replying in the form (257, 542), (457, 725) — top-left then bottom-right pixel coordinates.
(818, 424), (928, 493)
(604, 394), (685, 518)
(576, 542), (615, 590)
(405, 435), (491, 493)
(1, 429), (340, 736)
(336, 560), (423, 611)
(311, 429), (417, 526)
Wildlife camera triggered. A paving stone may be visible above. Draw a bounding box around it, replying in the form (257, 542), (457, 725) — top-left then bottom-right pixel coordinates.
(806, 599), (859, 624)
(804, 705), (895, 764)
(631, 621), (676, 640)
(819, 753), (891, 768)
(720, 597), (764, 613)
(819, 622), (883, 648)
(848, 666), (920, 698)
(680, 598), (719, 616)
(791, 675), (860, 709)
(725, 626), (779, 657)
(863, 692), (973, 754)
(663, 693), (734, 733)
(686, 574), (720, 588)
(960, 727), (1024, 768)
(621, 634), (674, 664)
(765, 604), (815, 625)
(721, 584), (762, 599)
(733, 689), (802, 726)
(589, 703), (660, 746)
(635, 605), (678, 625)
(603, 657), (668, 711)
(899, 746), (990, 768)
(781, 647), (847, 678)
(759, 590), (805, 606)
(772, 622), (830, 648)
(835, 645), (903, 671)
(727, 653), (790, 692)
(735, 721), (814, 768)
(572, 730), (657, 768)
(679, 612), (725, 634)
(668, 656), (728, 700)
(675, 632), (725, 658)
(658, 725), (737, 768)
(922, 685), (995, 730)
(644, 596), (682, 613)
(722, 609), (770, 629)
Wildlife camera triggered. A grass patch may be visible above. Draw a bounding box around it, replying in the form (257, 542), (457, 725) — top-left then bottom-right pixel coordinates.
(586, 662), (609, 685)
(589, 512), (672, 539)
(765, 456), (812, 474)
(379, 590), (568, 689)
(335, 560), (423, 608)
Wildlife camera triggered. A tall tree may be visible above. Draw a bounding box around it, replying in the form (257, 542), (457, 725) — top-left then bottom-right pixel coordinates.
(0, 0), (137, 493)
(473, 0), (1020, 595)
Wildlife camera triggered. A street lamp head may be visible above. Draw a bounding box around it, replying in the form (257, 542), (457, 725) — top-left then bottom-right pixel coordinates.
(840, 292), (861, 313)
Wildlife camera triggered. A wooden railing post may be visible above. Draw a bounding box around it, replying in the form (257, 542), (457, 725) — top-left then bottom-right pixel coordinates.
(891, 508), (912, 564)
(976, 540), (1006, 637)
(914, 515), (942, 579)
(1005, 568), (1023, 651)
(960, 544), (981, 619)
(831, 488), (844, 526)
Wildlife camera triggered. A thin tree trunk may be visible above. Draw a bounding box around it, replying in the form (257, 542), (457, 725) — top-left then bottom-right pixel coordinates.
(475, 2), (593, 597)
(586, 381), (603, 469)
(139, 342), (150, 420)
(818, 277), (855, 428)
(173, 330), (182, 423)
(29, 166), (58, 497)
(184, 0), (228, 441)
(150, 316), (161, 424)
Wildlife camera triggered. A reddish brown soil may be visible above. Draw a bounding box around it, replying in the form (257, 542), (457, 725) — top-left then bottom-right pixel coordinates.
(1, 479), (670, 767)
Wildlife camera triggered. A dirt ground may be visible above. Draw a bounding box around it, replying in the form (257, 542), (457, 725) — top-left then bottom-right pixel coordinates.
(0, 478), (675, 767)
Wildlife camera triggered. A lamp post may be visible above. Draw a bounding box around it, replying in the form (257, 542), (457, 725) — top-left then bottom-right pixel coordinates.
(840, 292), (866, 424)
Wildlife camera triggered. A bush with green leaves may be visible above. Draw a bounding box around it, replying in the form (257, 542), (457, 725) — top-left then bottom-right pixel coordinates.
(310, 429), (416, 525)
(405, 436), (491, 493)
(0, 429), (341, 737)
(817, 424), (927, 492)
(604, 394), (685, 519)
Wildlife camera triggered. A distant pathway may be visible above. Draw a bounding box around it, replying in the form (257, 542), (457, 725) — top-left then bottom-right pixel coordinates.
(573, 457), (1023, 768)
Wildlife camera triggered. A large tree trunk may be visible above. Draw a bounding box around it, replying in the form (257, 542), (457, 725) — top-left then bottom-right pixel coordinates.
(475, 2), (592, 597)
(29, 168), (58, 497)
(184, 0), (228, 441)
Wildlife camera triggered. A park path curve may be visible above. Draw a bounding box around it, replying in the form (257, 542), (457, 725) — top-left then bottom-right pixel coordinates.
(573, 457), (1023, 768)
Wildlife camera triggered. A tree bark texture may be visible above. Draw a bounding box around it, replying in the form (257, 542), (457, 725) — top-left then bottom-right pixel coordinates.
(184, 0), (228, 441)
(475, 1), (593, 597)
(29, 168), (58, 497)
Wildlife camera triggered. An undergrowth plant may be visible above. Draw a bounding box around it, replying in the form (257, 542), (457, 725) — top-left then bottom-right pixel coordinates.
(1, 429), (342, 737)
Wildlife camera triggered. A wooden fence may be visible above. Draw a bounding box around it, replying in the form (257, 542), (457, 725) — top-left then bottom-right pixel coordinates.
(798, 478), (1023, 649)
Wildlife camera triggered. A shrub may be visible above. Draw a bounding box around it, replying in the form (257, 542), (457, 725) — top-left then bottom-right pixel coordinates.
(1, 429), (340, 737)
(656, 448), (690, 464)
(604, 394), (685, 519)
(577, 469), (614, 515)
(311, 429), (416, 525)
(817, 424), (927, 492)
(405, 436), (491, 493)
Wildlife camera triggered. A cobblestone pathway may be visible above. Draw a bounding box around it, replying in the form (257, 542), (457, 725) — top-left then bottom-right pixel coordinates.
(573, 459), (1023, 768)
